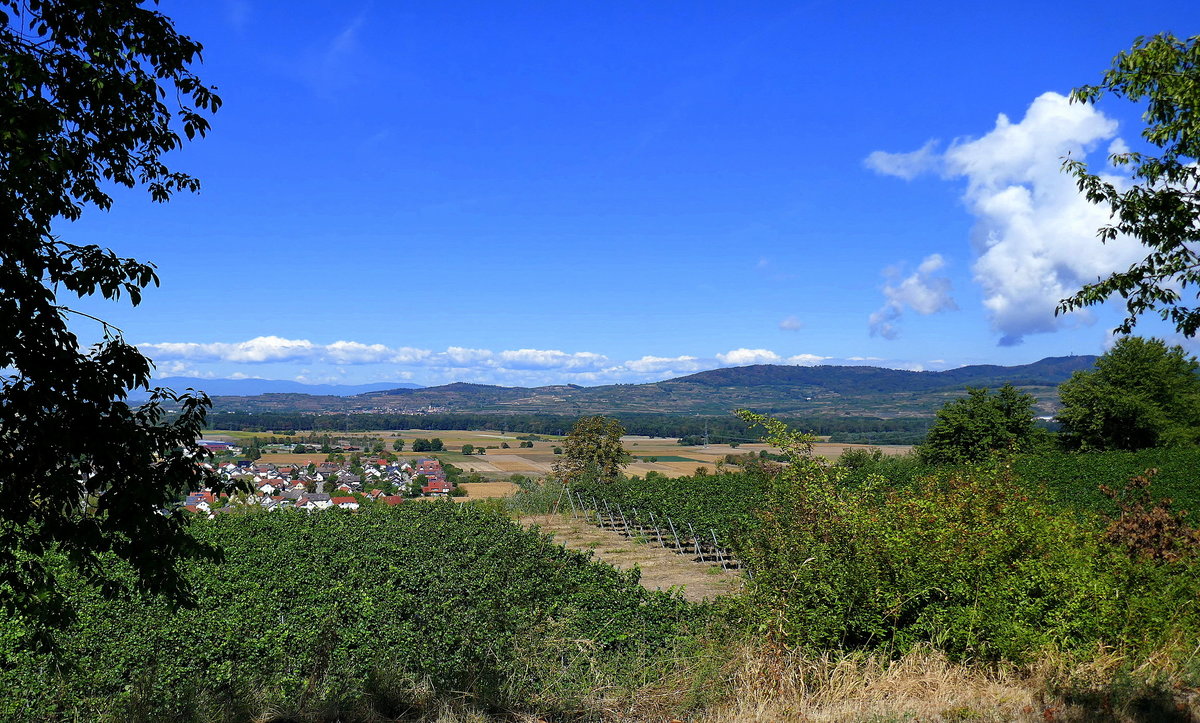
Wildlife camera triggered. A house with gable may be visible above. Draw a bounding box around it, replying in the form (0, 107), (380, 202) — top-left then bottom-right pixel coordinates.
(331, 496), (360, 510)
(296, 493), (333, 511)
(421, 478), (453, 497)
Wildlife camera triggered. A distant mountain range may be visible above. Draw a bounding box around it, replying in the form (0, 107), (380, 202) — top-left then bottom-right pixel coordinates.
(204, 355), (1099, 418)
(130, 377), (422, 400)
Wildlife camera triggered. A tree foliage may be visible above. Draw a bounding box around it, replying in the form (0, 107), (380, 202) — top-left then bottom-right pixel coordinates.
(1057, 336), (1200, 450)
(0, 0), (222, 642)
(1058, 33), (1200, 336)
(918, 385), (1042, 465)
(552, 416), (630, 485)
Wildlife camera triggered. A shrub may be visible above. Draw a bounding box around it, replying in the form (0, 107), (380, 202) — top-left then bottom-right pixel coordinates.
(734, 410), (1200, 662)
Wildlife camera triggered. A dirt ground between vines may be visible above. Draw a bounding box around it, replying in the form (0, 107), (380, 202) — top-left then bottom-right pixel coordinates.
(519, 513), (742, 602)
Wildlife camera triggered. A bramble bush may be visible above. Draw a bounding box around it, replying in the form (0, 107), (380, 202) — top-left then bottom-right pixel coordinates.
(733, 411), (1200, 663)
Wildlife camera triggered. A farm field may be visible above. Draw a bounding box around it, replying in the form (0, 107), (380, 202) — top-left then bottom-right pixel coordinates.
(209, 429), (912, 479)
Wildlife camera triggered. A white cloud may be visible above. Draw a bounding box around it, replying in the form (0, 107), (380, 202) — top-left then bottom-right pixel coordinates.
(140, 336), (318, 363)
(622, 355), (702, 374)
(864, 139), (941, 180)
(716, 348), (782, 366)
(142, 337), (435, 366)
(154, 360), (209, 377)
(714, 349), (829, 367)
(141, 337), (616, 374)
(868, 92), (1147, 345)
(391, 347), (434, 364)
(787, 353), (829, 365)
(496, 349), (609, 371)
(869, 253), (957, 339)
(779, 315), (804, 331)
(946, 93), (1145, 345)
(324, 340), (395, 364)
(140, 337), (842, 384)
(443, 347), (493, 365)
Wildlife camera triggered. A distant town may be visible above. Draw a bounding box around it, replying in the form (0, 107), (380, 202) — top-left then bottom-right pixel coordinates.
(182, 439), (460, 517)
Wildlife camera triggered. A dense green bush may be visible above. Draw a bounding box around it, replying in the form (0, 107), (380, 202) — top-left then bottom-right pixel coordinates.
(734, 412), (1200, 663)
(835, 447), (932, 489)
(0, 504), (696, 721)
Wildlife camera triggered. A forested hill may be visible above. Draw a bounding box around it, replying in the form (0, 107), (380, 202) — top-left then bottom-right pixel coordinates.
(207, 355), (1097, 417)
(671, 356), (1098, 395)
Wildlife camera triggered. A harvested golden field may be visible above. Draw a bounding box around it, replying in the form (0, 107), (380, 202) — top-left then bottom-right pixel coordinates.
(459, 481), (519, 499)
(210, 430), (911, 479)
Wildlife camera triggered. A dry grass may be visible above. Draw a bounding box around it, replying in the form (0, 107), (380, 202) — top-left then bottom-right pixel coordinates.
(613, 643), (1200, 723)
(460, 481), (519, 499)
(235, 642), (1198, 722)
(688, 645), (1049, 722)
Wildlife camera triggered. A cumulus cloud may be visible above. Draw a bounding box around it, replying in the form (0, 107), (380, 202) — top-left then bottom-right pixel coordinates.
(154, 360), (210, 377)
(141, 336), (841, 384)
(866, 92), (1147, 345)
(787, 353), (829, 365)
(496, 349), (609, 371)
(622, 355), (703, 374)
(716, 348), (782, 365)
(863, 139), (941, 180)
(946, 93), (1144, 344)
(715, 349), (829, 367)
(779, 315), (804, 331)
(141, 337), (615, 374)
(869, 254), (957, 339)
(443, 347), (493, 365)
(140, 336), (318, 363)
(324, 340), (395, 364)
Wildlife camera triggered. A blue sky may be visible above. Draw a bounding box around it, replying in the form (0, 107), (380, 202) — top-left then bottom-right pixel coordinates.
(66, 0), (1200, 387)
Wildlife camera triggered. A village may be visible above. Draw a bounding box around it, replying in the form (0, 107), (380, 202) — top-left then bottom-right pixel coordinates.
(182, 440), (459, 517)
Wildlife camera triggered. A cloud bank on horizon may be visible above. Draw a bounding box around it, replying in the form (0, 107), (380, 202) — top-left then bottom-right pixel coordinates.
(140, 336), (909, 386)
(865, 91), (1146, 346)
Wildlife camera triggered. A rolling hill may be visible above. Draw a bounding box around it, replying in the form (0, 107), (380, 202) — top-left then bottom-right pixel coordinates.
(205, 356), (1098, 417)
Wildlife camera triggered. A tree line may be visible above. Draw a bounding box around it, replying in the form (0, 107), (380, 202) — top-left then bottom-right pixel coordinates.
(204, 410), (932, 444)
(920, 336), (1200, 464)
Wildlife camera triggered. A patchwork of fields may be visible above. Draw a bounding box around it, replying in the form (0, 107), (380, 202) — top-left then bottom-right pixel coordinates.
(212, 428), (911, 479)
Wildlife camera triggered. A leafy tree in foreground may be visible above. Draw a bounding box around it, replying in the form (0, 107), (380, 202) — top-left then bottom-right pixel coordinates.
(0, 0), (221, 643)
(1058, 33), (1200, 336)
(919, 385), (1042, 465)
(1057, 336), (1200, 450)
(553, 415), (631, 484)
